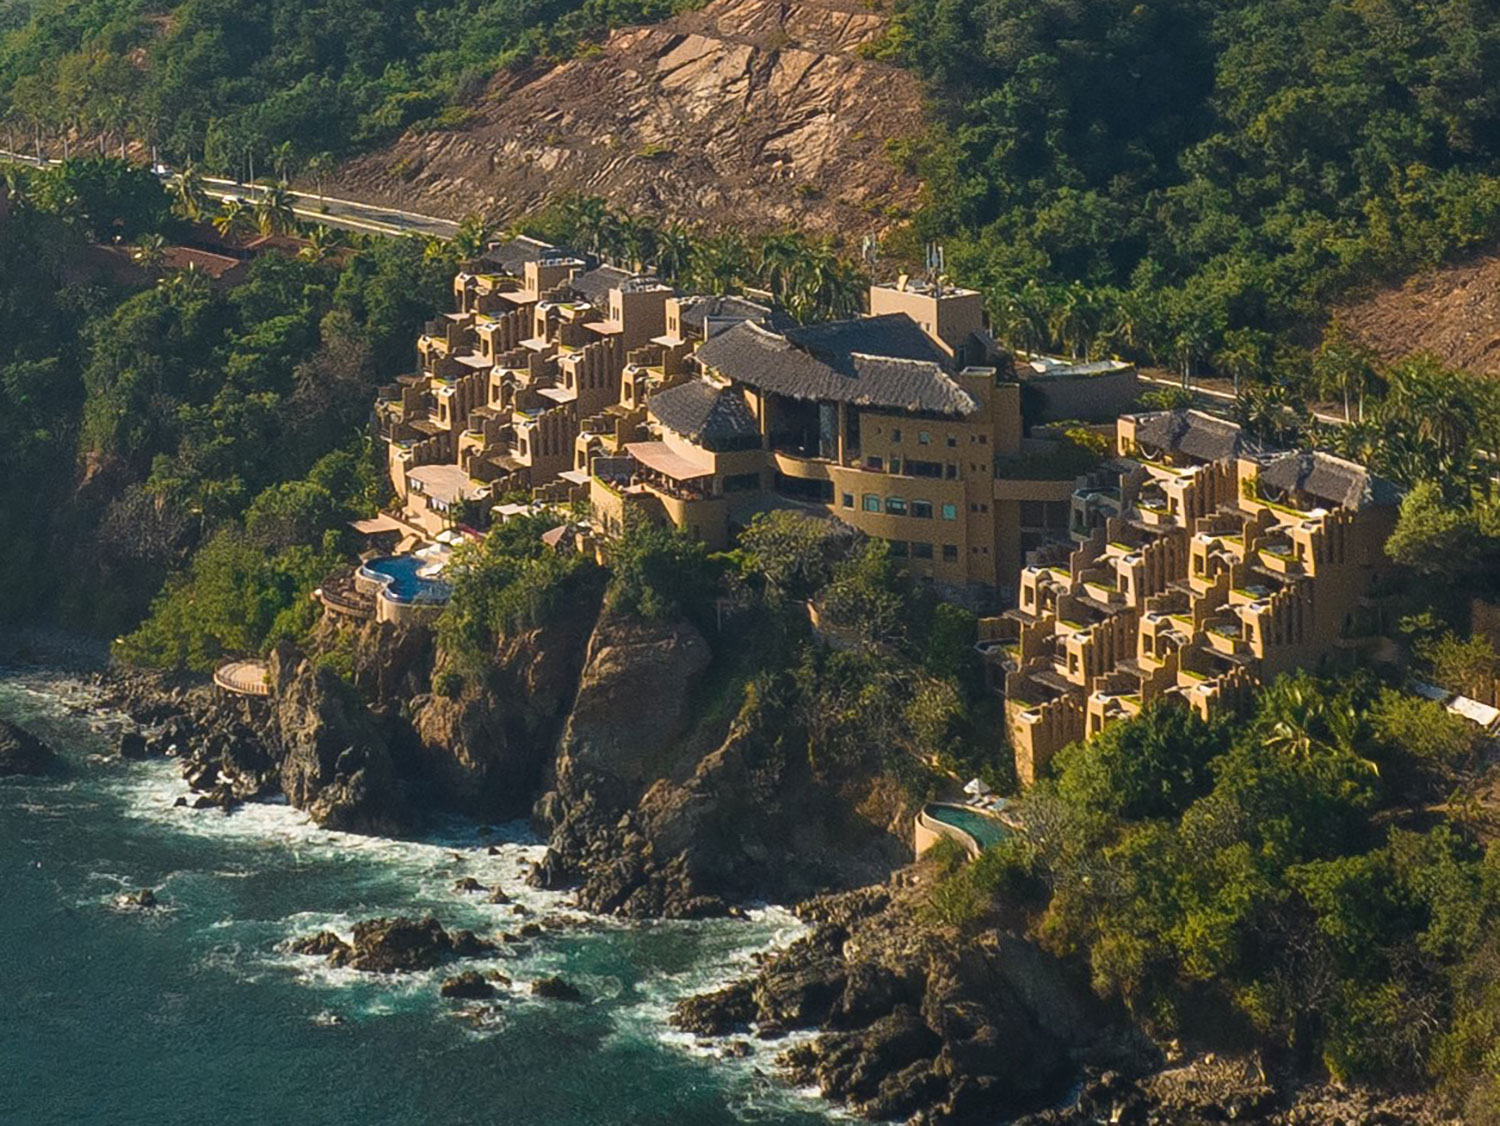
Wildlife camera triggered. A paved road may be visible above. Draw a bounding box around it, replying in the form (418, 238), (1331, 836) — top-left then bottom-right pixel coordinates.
(0, 149), (459, 241)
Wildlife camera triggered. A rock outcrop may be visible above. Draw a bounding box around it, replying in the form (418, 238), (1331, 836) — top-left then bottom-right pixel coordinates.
(337, 0), (925, 235)
(269, 643), (412, 835)
(293, 916), (498, 974)
(0, 719), (58, 776)
(677, 879), (1148, 1123)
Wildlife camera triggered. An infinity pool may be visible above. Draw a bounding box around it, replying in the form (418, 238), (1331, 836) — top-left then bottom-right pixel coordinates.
(925, 803), (1009, 850)
(359, 555), (452, 604)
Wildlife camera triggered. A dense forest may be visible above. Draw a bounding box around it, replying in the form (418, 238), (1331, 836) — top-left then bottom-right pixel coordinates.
(0, 0), (696, 172)
(0, 157), (454, 639)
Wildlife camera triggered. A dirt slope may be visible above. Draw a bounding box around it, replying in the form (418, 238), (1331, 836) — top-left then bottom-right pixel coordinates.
(1335, 252), (1500, 377)
(337, 0), (926, 236)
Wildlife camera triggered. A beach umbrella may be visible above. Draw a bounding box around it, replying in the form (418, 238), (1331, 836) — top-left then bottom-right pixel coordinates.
(963, 777), (992, 798)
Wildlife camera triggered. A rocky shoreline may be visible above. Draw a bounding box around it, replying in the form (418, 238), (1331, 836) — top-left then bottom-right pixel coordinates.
(3, 627), (1466, 1125)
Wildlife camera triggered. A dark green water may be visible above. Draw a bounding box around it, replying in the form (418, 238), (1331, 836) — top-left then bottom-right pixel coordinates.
(0, 671), (834, 1126)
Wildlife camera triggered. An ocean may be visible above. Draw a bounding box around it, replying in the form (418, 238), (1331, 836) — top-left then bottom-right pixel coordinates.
(0, 669), (837, 1126)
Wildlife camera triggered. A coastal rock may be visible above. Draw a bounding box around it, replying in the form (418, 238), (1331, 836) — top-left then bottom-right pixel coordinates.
(440, 970), (497, 1000)
(671, 981), (756, 1036)
(340, 916), (491, 973)
(682, 881), (1145, 1123)
(531, 975), (584, 1002)
(288, 931), (351, 958)
(270, 643), (411, 835)
(409, 590), (600, 820)
(116, 730), (148, 760)
(453, 877), (487, 894)
(0, 719), (58, 776)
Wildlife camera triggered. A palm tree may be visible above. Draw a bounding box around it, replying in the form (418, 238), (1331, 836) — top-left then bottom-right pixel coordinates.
(756, 231), (804, 302)
(655, 221), (695, 283)
(253, 181), (298, 236)
(1256, 675), (1377, 775)
(131, 233), (168, 271)
(304, 152), (334, 210)
(1215, 328), (1273, 397)
(270, 141), (298, 184)
(1314, 328), (1378, 423)
(616, 216), (658, 273)
(158, 263), (211, 303)
(212, 197), (255, 241)
(298, 225), (346, 263)
(169, 160), (209, 222)
(452, 213), (488, 259)
(693, 231), (750, 297)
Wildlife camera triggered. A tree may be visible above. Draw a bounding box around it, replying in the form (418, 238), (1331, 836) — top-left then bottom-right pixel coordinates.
(131, 233), (168, 271)
(305, 152), (335, 208)
(1052, 701), (1226, 820)
(1385, 482), (1500, 586)
(452, 213), (488, 259)
(169, 160), (210, 223)
(213, 197), (255, 241)
(253, 181), (298, 236)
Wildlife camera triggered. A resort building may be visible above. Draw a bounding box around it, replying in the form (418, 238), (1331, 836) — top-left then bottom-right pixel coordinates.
(984, 409), (1402, 785)
(584, 279), (1074, 598)
(376, 238), (673, 536)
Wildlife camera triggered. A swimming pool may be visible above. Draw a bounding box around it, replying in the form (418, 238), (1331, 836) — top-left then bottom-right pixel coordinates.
(358, 555), (452, 604)
(924, 803), (1010, 851)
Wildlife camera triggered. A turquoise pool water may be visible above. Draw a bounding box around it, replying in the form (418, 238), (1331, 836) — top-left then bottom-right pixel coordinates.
(927, 803), (1009, 850)
(360, 555), (451, 604)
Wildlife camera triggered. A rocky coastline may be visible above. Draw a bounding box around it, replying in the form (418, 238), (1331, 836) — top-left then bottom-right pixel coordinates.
(6, 615), (1461, 1125)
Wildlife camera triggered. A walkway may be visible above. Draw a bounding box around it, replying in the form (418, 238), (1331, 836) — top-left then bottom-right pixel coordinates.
(214, 660), (271, 697)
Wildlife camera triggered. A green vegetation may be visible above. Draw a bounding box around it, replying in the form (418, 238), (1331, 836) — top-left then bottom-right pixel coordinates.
(437, 513), (604, 676)
(0, 0), (705, 173)
(876, 0), (1500, 376)
(0, 157), (453, 643)
(522, 195), (867, 323)
(925, 680), (1500, 1112)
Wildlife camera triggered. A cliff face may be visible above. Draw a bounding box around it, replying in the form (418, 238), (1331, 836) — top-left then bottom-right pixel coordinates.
(336, 0), (926, 235)
(530, 606), (910, 917)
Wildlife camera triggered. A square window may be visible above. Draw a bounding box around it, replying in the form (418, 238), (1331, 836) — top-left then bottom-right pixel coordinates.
(863, 494), (882, 513)
(888, 539), (909, 558)
(886, 497), (907, 516)
(943, 544), (958, 562)
(941, 503), (958, 521)
(912, 541), (933, 560)
(842, 493), (855, 509)
(945, 464), (958, 479)
(946, 435), (957, 448)
(912, 500), (933, 519)
(918, 431), (930, 445)
(867, 456), (884, 472)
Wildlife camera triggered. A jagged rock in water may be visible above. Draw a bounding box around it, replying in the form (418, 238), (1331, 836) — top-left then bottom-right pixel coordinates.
(288, 931), (351, 958)
(531, 975), (584, 1003)
(337, 916), (495, 974)
(440, 970), (498, 1000)
(0, 720), (58, 776)
(671, 981), (756, 1036)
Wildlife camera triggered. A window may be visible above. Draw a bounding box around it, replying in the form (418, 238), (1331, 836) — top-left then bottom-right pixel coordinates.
(867, 456), (883, 472)
(945, 464), (958, 479)
(886, 497), (907, 516)
(723, 472), (760, 493)
(891, 428), (902, 443)
(889, 459), (902, 477)
(943, 544), (958, 562)
(911, 500), (933, 519)
(977, 434), (988, 444)
(918, 431), (930, 445)
(941, 503), (958, 521)
(841, 493), (854, 509)
(907, 459), (943, 478)
(863, 494), (882, 513)
(888, 539), (909, 558)
(912, 541), (934, 560)
(947, 434), (958, 448)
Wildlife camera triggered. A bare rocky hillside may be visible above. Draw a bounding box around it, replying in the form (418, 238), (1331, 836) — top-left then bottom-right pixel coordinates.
(1335, 251), (1500, 377)
(336, 0), (926, 235)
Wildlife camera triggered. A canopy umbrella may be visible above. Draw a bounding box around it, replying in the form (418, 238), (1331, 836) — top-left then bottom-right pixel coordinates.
(962, 777), (993, 798)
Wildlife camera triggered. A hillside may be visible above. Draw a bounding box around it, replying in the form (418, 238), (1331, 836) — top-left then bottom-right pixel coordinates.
(1336, 253), (1500, 378)
(336, 0), (926, 235)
